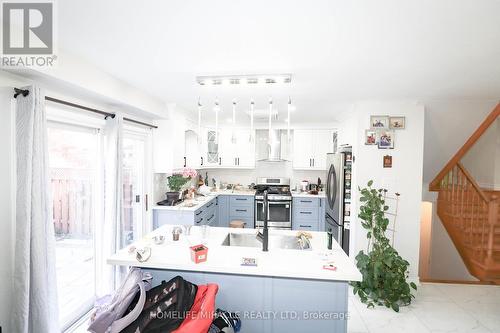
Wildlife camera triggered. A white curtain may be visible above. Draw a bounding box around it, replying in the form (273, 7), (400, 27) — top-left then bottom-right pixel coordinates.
(97, 114), (124, 296)
(12, 85), (60, 333)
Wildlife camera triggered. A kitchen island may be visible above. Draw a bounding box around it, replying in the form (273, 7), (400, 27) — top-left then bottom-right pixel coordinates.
(108, 226), (361, 333)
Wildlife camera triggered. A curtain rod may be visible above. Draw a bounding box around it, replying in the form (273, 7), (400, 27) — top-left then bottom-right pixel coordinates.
(13, 88), (158, 129)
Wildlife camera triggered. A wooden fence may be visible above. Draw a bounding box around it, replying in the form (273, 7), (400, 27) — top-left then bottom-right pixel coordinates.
(51, 169), (93, 238)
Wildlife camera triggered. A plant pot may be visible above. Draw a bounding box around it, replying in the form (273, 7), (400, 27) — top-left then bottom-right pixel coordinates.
(165, 191), (180, 205)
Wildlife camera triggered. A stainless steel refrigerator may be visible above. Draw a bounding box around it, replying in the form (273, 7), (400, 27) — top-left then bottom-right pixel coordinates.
(325, 147), (352, 255)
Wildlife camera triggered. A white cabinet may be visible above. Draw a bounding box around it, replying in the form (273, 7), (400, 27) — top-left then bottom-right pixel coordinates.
(234, 130), (255, 168)
(184, 129), (201, 169)
(152, 118), (186, 173)
(312, 130), (333, 170)
(217, 128), (255, 168)
(292, 130), (313, 169)
(293, 129), (333, 170)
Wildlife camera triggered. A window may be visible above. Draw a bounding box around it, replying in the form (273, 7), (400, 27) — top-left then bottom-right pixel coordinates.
(48, 121), (103, 330)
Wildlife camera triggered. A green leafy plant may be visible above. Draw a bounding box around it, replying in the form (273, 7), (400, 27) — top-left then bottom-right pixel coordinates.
(167, 168), (197, 192)
(351, 180), (416, 312)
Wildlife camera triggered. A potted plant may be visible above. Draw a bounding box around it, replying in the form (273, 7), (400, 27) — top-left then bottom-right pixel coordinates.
(166, 168), (197, 204)
(351, 180), (417, 312)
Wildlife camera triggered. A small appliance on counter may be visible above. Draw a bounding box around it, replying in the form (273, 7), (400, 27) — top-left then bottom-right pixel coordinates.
(299, 180), (309, 192)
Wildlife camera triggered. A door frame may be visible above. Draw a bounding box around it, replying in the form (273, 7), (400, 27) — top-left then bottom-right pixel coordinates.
(123, 125), (153, 237)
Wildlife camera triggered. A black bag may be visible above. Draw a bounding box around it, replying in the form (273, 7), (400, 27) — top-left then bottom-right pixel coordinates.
(121, 275), (198, 333)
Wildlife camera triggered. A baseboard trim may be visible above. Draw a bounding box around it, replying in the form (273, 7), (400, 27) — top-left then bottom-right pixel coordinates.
(419, 278), (495, 285)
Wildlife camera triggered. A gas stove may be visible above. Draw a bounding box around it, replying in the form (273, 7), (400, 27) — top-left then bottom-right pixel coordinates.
(254, 177), (292, 201)
(254, 178), (292, 230)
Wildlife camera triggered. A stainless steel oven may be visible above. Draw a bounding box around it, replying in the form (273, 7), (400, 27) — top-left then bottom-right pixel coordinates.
(254, 177), (292, 230)
(255, 198), (292, 230)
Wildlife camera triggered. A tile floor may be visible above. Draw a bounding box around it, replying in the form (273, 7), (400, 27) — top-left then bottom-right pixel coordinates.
(69, 282), (500, 332)
(348, 283), (500, 333)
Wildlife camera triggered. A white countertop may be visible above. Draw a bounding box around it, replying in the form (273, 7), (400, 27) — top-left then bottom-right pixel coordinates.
(291, 191), (326, 198)
(153, 190), (255, 212)
(154, 190), (325, 212)
(107, 226), (361, 282)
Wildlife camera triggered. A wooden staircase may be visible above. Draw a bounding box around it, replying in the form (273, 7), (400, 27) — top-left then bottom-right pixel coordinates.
(429, 103), (500, 284)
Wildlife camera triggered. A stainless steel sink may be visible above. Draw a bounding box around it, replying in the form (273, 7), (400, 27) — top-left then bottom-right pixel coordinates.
(221, 233), (310, 250)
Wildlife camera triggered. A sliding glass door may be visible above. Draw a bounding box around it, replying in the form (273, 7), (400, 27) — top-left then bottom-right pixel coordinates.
(47, 122), (102, 330)
(121, 129), (151, 247)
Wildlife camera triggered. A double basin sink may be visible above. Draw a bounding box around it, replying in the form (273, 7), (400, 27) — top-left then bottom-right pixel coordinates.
(221, 232), (311, 250)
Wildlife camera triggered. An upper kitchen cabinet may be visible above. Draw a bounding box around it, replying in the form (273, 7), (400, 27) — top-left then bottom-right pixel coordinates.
(218, 128), (255, 168)
(184, 129), (201, 169)
(293, 129), (334, 170)
(153, 119), (187, 173)
(202, 129), (220, 168)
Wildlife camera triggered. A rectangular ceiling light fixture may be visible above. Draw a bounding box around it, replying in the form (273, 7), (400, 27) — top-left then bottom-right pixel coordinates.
(196, 74), (292, 86)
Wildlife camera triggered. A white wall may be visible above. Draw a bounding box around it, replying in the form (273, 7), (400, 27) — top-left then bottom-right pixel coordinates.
(461, 119), (499, 189)
(7, 50), (168, 119)
(349, 101), (425, 281)
(423, 100), (498, 184)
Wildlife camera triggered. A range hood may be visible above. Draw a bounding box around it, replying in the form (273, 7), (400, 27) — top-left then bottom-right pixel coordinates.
(256, 129), (291, 162)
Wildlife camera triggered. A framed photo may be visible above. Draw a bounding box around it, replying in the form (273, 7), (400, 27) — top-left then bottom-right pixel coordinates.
(365, 129), (378, 145)
(377, 130), (395, 149)
(389, 116), (406, 129)
(370, 115), (389, 129)
(383, 155), (392, 168)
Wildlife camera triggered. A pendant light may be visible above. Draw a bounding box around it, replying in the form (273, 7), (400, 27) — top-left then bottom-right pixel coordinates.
(287, 97), (292, 141)
(268, 97), (273, 146)
(197, 97), (202, 144)
(231, 99), (237, 144)
(249, 100), (255, 142)
(214, 98), (220, 144)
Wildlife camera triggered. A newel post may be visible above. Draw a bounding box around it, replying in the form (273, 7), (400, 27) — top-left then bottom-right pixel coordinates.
(486, 195), (498, 265)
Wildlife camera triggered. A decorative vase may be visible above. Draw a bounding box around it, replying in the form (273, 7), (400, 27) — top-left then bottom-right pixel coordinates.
(165, 191), (180, 205)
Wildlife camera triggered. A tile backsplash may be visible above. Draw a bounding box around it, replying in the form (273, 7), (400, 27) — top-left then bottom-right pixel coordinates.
(154, 161), (326, 202)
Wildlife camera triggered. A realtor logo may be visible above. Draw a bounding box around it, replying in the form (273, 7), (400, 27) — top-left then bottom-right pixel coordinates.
(2, 1), (53, 54)
(1, 0), (56, 67)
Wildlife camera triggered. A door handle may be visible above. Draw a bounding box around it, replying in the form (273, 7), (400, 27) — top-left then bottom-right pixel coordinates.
(219, 157), (222, 165)
(201, 157), (203, 165)
(183, 156), (187, 167)
(135, 195), (140, 203)
(145, 194), (149, 211)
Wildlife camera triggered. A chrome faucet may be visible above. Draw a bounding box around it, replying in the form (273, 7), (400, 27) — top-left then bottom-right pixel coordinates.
(256, 190), (269, 252)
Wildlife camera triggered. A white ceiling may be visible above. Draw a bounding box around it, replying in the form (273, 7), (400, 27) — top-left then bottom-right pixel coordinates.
(58, 0), (500, 123)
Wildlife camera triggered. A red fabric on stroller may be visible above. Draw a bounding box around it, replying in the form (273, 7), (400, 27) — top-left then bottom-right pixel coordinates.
(172, 283), (219, 333)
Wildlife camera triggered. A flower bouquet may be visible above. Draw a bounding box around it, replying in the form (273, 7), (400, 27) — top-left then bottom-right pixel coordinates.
(165, 168), (197, 204)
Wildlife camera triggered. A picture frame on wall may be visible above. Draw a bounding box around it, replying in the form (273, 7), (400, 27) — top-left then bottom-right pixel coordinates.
(370, 115), (389, 129)
(383, 155), (393, 168)
(377, 130), (395, 149)
(389, 116), (406, 129)
(365, 129), (378, 145)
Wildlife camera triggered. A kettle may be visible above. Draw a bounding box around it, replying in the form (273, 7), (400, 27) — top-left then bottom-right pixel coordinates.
(300, 180), (309, 192)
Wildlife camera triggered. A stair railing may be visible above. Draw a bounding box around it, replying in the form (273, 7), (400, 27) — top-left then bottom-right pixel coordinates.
(436, 163), (496, 268)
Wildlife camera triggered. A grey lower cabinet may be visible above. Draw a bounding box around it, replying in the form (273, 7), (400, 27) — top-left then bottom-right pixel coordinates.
(153, 194), (255, 229)
(217, 195), (230, 227)
(153, 197), (218, 229)
(228, 195), (254, 228)
(292, 197), (325, 231)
